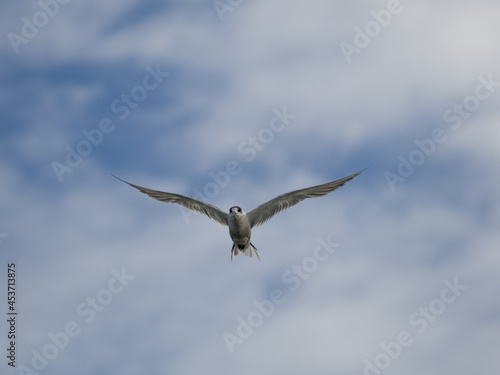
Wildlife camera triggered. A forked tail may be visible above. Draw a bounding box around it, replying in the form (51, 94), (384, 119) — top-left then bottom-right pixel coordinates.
(231, 243), (261, 262)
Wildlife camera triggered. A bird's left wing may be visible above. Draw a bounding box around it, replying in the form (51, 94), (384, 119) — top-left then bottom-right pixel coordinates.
(113, 175), (229, 227)
(247, 169), (365, 228)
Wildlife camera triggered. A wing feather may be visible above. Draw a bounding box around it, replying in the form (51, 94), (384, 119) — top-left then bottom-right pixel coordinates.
(112, 175), (229, 227)
(247, 169), (365, 228)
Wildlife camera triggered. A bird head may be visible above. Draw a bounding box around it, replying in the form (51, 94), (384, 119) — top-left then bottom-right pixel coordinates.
(229, 206), (243, 215)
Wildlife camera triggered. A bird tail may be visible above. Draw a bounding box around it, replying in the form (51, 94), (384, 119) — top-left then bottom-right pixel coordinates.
(231, 243), (261, 262)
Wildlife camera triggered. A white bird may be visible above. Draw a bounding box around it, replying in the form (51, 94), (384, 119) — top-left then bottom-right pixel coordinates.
(113, 169), (364, 261)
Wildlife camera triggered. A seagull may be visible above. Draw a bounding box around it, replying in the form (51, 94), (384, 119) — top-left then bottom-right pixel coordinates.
(113, 169), (365, 261)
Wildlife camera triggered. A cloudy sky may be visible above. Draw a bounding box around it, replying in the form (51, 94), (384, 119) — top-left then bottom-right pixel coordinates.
(1, 0), (499, 374)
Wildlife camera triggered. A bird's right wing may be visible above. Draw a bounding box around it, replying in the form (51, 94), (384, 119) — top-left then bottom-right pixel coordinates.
(247, 169), (365, 228)
(113, 175), (229, 227)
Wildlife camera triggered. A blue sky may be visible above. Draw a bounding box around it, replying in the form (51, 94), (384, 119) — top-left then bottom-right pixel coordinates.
(1, 1), (499, 374)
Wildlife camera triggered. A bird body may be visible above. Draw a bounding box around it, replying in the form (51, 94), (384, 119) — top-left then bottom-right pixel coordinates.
(228, 206), (259, 261)
(113, 169), (365, 261)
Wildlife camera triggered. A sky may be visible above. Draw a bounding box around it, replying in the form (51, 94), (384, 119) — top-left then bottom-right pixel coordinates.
(1, 0), (499, 374)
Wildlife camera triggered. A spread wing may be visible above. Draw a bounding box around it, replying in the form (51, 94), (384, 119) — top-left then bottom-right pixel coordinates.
(112, 175), (229, 227)
(247, 169), (365, 228)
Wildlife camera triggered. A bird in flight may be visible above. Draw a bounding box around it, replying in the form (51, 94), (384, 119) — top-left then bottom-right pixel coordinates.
(113, 169), (364, 261)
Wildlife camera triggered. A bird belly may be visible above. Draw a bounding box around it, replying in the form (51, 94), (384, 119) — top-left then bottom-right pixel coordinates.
(229, 216), (251, 247)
